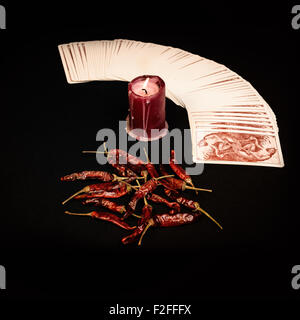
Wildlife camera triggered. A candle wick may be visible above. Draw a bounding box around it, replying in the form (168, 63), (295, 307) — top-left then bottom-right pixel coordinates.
(142, 77), (149, 95)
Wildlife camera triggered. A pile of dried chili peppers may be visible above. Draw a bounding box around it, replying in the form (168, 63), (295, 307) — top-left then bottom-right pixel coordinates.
(61, 147), (222, 246)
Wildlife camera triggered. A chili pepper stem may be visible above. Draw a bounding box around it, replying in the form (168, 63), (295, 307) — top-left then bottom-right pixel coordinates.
(103, 142), (108, 153)
(131, 175), (174, 188)
(138, 219), (154, 246)
(195, 204), (223, 230)
(142, 148), (149, 183)
(155, 174), (174, 181)
(112, 174), (131, 182)
(184, 185), (212, 192)
(189, 181), (198, 195)
(65, 211), (92, 217)
(185, 177), (193, 186)
(62, 187), (88, 205)
(119, 177), (132, 181)
(122, 180), (139, 190)
(143, 170), (148, 183)
(82, 150), (106, 154)
(143, 195), (148, 206)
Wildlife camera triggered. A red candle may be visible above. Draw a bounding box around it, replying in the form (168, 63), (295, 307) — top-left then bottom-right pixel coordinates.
(127, 75), (168, 141)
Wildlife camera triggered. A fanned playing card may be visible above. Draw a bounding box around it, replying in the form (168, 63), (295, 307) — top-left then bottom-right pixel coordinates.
(58, 39), (284, 168)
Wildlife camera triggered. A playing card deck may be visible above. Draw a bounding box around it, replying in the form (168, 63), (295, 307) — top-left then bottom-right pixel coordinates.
(58, 39), (284, 167)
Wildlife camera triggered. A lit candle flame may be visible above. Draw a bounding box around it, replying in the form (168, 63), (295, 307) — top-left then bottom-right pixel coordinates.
(142, 77), (149, 91)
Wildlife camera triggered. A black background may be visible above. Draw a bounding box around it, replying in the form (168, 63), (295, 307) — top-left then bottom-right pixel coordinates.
(0, 1), (297, 309)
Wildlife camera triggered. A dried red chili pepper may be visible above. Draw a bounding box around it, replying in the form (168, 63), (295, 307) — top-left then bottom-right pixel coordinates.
(169, 150), (196, 191)
(81, 198), (126, 214)
(109, 149), (145, 166)
(159, 165), (212, 192)
(74, 192), (124, 200)
(121, 197), (152, 244)
(62, 181), (136, 205)
(164, 189), (198, 211)
(65, 211), (136, 230)
(159, 164), (181, 184)
(122, 212), (203, 245)
(143, 148), (159, 179)
(60, 170), (129, 182)
(153, 212), (202, 227)
(140, 203), (153, 225)
(61, 171), (112, 182)
(146, 193), (181, 213)
(136, 212), (203, 246)
(145, 161), (159, 179)
(77, 195), (141, 218)
(121, 223), (146, 245)
(164, 189), (222, 230)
